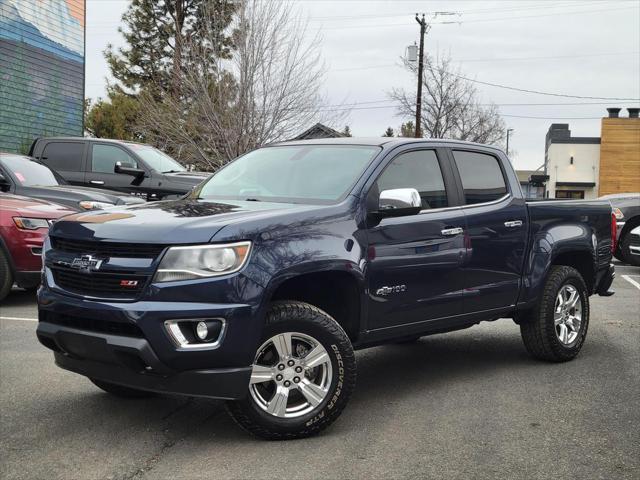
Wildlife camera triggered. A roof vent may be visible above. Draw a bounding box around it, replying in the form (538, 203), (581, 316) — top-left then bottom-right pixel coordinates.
(628, 108), (639, 119)
(606, 108), (621, 118)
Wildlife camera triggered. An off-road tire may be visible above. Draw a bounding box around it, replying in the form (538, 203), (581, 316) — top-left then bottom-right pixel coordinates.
(0, 249), (13, 302)
(520, 266), (590, 362)
(618, 233), (640, 267)
(90, 378), (155, 398)
(226, 301), (356, 440)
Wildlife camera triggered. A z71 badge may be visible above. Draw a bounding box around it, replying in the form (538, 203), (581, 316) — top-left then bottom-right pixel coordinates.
(376, 285), (407, 296)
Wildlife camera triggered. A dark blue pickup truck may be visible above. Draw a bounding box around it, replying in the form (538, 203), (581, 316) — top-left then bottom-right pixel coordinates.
(37, 138), (616, 439)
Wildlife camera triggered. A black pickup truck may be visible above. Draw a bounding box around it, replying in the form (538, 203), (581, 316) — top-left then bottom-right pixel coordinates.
(37, 138), (616, 440)
(29, 137), (210, 200)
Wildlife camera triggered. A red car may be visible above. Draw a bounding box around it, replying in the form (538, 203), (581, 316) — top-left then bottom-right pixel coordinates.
(0, 194), (74, 300)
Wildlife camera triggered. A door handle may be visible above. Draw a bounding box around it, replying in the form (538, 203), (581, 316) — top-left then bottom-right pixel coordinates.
(90, 180), (105, 185)
(504, 220), (523, 228)
(441, 227), (464, 236)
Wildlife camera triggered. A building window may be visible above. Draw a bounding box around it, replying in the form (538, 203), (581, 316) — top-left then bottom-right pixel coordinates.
(556, 190), (585, 199)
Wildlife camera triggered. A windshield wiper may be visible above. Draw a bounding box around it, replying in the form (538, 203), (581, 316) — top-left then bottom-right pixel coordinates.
(245, 198), (261, 202)
(162, 169), (182, 174)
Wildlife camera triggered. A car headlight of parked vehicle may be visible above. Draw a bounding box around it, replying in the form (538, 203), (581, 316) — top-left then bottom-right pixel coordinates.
(154, 242), (251, 282)
(13, 217), (50, 230)
(78, 201), (115, 210)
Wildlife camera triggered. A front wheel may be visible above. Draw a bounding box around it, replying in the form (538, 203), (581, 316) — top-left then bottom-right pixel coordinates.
(520, 266), (590, 362)
(226, 301), (356, 440)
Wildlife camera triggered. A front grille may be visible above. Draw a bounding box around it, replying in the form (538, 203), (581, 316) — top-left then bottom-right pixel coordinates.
(630, 234), (640, 247)
(41, 311), (144, 338)
(51, 237), (166, 259)
(52, 266), (149, 299)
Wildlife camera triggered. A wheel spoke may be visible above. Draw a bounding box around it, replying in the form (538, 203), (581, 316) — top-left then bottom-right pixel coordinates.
(567, 289), (579, 309)
(250, 364), (274, 384)
(266, 386), (289, 417)
(554, 311), (564, 325)
(556, 293), (564, 310)
(272, 333), (293, 359)
(558, 324), (569, 344)
(304, 344), (330, 369)
(298, 379), (326, 407)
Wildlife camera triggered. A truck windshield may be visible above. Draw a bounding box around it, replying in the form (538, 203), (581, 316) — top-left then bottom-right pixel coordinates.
(1, 156), (60, 186)
(196, 145), (380, 203)
(128, 145), (186, 173)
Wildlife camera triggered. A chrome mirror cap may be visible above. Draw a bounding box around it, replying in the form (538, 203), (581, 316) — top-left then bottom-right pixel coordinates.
(379, 188), (421, 211)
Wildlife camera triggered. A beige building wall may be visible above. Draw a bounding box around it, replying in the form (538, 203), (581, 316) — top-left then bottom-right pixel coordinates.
(546, 143), (600, 199)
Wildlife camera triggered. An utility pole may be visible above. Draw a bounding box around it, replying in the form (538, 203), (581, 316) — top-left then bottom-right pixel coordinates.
(506, 128), (514, 156)
(414, 14), (427, 138)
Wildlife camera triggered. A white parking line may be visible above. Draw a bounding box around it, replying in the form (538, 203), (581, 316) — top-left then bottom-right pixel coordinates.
(621, 275), (640, 290)
(0, 316), (38, 322)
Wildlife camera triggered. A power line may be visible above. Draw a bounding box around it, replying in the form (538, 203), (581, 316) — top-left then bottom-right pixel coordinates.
(450, 72), (640, 101)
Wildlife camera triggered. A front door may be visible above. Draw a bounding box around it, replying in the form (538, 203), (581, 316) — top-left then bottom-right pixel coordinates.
(366, 148), (467, 330)
(449, 149), (528, 313)
(86, 143), (148, 198)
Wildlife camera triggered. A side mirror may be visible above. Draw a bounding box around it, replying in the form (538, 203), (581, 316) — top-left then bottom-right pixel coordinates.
(378, 188), (422, 217)
(114, 161), (145, 178)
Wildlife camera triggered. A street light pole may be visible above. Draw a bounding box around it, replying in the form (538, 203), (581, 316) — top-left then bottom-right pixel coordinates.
(414, 14), (427, 138)
(506, 128), (514, 156)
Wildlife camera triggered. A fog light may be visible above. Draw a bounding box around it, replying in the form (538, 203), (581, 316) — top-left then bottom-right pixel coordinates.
(196, 321), (208, 340)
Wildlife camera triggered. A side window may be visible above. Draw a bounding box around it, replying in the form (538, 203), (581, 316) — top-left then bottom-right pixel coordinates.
(376, 150), (448, 209)
(452, 150), (508, 205)
(41, 142), (84, 171)
(91, 144), (137, 174)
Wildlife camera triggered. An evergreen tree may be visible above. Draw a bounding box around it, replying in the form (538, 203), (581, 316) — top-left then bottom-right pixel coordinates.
(342, 125), (352, 137)
(383, 127), (394, 137)
(85, 90), (142, 141)
(399, 121), (415, 137)
(104, 0), (236, 97)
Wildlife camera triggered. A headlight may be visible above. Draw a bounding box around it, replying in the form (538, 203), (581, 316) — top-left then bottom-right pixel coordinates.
(13, 217), (49, 230)
(79, 201), (115, 210)
(154, 242), (251, 282)
(613, 207), (624, 220)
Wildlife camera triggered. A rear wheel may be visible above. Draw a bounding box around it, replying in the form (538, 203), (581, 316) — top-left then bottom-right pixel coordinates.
(520, 266), (590, 362)
(226, 301), (356, 440)
(0, 249), (13, 302)
(90, 378), (154, 398)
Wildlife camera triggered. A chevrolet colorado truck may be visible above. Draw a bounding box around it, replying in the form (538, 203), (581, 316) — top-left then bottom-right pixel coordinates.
(37, 138), (616, 440)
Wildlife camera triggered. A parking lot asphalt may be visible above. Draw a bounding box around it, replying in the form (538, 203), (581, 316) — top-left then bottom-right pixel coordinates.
(1, 264), (639, 480)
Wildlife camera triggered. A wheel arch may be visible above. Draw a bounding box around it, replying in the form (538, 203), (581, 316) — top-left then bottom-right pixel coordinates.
(263, 266), (365, 343)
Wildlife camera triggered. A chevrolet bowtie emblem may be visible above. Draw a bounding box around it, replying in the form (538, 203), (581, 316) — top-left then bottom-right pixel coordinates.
(70, 255), (103, 273)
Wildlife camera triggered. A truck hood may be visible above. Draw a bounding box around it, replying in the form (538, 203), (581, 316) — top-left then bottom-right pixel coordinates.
(50, 198), (325, 244)
(22, 185), (145, 207)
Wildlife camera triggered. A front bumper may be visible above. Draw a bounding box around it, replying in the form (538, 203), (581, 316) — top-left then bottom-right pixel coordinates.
(37, 322), (251, 399)
(37, 286), (263, 400)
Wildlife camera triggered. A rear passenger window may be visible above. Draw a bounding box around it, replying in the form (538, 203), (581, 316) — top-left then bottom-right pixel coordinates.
(91, 144), (137, 173)
(41, 142), (84, 171)
(452, 151), (508, 205)
(377, 150), (448, 209)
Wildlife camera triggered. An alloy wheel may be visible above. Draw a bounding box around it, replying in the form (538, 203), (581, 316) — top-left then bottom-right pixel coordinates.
(249, 332), (333, 418)
(554, 284), (583, 345)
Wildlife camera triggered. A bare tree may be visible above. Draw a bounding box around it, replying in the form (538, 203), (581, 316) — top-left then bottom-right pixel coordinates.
(137, 0), (345, 170)
(389, 53), (506, 146)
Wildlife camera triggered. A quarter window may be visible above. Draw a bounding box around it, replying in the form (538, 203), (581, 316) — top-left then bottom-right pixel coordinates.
(41, 142), (84, 171)
(91, 144), (137, 174)
(376, 150), (448, 209)
(452, 151), (508, 205)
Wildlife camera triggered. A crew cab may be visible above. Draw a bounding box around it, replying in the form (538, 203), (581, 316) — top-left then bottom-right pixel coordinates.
(36, 138), (616, 440)
(29, 137), (210, 200)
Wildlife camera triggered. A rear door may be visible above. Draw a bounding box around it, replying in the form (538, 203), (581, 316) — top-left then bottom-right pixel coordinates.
(38, 141), (86, 185)
(86, 143), (148, 195)
(449, 148), (528, 313)
(365, 147), (467, 330)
